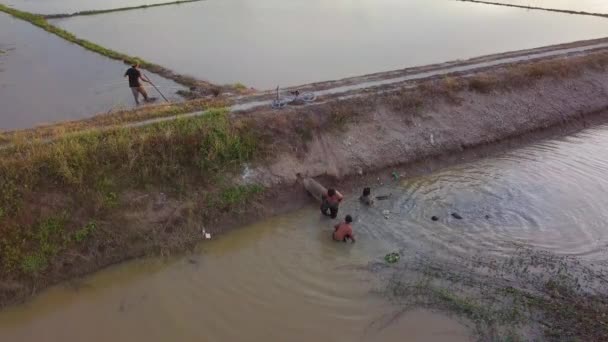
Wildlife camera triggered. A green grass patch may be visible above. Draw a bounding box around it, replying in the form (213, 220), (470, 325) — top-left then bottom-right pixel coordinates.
(2, 214), (70, 275)
(233, 83), (248, 92)
(214, 184), (263, 209)
(0, 108), (254, 198)
(21, 253), (48, 274)
(0, 108), (263, 279)
(0, 98), (226, 145)
(73, 222), (97, 243)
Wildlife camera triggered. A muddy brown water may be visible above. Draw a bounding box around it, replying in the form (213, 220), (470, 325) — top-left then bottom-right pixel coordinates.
(2, 123), (608, 340)
(52, 0), (608, 89)
(0, 13), (183, 131)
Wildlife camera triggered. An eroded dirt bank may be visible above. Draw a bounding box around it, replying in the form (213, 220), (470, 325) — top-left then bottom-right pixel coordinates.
(2, 49), (608, 309)
(247, 60), (608, 186)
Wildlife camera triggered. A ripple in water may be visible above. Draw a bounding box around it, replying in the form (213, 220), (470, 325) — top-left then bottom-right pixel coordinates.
(2, 127), (608, 342)
(362, 125), (608, 259)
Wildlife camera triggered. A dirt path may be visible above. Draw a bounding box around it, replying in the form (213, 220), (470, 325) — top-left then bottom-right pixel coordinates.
(136, 38), (608, 125)
(230, 38), (608, 111)
(2, 37), (608, 142)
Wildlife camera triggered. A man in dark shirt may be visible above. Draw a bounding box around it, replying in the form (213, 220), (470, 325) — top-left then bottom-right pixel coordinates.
(320, 188), (343, 219)
(124, 62), (150, 105)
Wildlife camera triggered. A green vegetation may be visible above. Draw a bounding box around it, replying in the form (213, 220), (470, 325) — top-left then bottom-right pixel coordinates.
(44, 0), (204, 18)
(21, 253), (48, 274)
(0, 109), (262, 283)
(233, 83), (248, 92)
(73, 222), (97, 243)
(213, 184), (263, 209)
(3, 215), (98, 275)
(6, 214), (70, 275)
(0, 4), (199, 88)
(0, 98), (226, 145)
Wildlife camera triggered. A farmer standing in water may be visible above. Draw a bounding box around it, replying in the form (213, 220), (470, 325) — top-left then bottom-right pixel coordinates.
(124, 62), (150, 105)
(321, 188), (343, 219)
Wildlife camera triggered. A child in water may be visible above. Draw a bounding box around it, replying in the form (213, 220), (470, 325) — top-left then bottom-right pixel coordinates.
(333, 215), (356, 243)
(359, 187), (374, 206)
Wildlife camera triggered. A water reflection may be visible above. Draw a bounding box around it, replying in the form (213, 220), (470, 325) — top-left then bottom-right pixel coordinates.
(0, 13), (183, 130)
(54, 0), (608, 89)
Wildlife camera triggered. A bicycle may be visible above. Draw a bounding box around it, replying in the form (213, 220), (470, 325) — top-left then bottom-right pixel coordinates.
(271, 86), (316, 109)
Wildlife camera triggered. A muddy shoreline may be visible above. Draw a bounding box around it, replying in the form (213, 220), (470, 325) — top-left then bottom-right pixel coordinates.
(3, 47), (608, 309)
(4, 105), (608, 310)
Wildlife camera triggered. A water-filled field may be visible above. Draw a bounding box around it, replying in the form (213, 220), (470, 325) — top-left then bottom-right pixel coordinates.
(53, 0), (608, 89)
(0, 12), (183, 131)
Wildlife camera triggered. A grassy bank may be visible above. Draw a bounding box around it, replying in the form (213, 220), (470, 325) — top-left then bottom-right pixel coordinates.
(0, 98), (227, 145)
(0, 4), (203, 88)
(0, 108), (264, 304)
(44, 0), (204, 18)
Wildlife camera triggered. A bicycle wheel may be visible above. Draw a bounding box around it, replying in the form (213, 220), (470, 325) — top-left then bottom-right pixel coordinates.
(300, 92), (316, 102)
(271, 98), (289, 109)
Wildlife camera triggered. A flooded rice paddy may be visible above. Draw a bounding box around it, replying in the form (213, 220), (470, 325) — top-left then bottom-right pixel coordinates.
(0, 12), (183, 131)
(487, 0), (608, 14)
(2, 123), (608, 341)
(52, 0), (608, 89)
(1, 0), (185, 15)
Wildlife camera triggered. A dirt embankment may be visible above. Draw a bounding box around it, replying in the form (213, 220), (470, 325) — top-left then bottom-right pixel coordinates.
(247, 61), (608, 187)
(2, 50), (608, 309)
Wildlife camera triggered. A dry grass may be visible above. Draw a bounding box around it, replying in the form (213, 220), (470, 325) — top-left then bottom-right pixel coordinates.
(465, 52), (608, 94)
(468, 74), (499, 93)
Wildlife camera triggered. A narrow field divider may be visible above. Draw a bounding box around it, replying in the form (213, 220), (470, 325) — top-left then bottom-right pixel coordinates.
(457, 0), (608, 19)
(0, 4), (204, 88)
(44, 0), (205, 19)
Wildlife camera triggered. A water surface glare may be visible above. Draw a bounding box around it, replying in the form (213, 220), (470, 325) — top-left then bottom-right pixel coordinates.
(1, 125), (608, 340)
(485, 0), (608, 13)
(0, 13), (183, 130)
(2, 0), (181, 15)
(53, 0), (608, 89)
